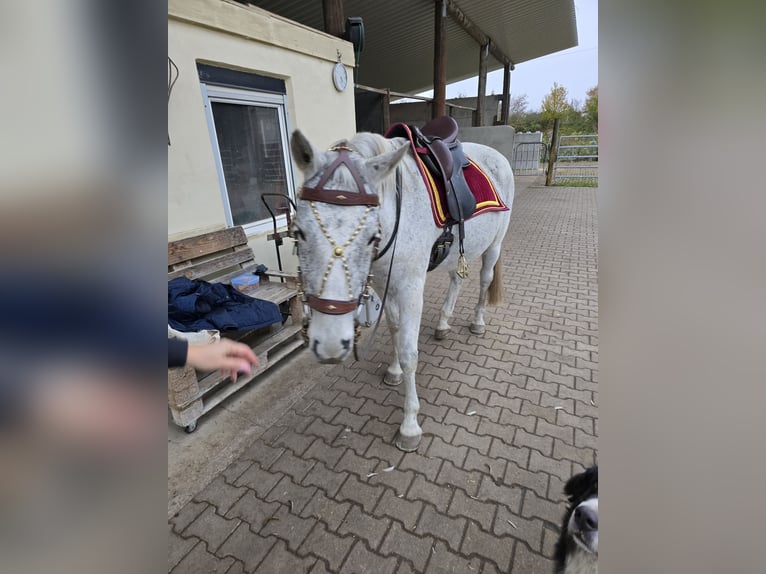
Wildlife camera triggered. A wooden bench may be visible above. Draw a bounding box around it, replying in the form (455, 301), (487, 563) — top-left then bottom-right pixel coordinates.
(168, 226), (304, 432)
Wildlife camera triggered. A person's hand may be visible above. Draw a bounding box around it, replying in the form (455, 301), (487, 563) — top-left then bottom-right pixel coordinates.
(186, 339), (259, 381)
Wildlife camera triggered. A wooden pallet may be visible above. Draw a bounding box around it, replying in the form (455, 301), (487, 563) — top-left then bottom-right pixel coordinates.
(168, 226), (304, 432)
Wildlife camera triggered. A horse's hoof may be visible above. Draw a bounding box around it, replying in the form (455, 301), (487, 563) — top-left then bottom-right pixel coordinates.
(395, 432), (421, 452)
(435, 327), (450, 340)
(383, 372), (402, 386)
(469, 323), (486, 335)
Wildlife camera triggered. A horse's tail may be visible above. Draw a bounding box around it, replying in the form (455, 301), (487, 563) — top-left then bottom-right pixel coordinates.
(488, 255), (504, 305)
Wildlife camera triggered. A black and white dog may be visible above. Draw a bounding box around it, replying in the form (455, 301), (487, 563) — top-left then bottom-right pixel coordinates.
(554, 465), (598, 574)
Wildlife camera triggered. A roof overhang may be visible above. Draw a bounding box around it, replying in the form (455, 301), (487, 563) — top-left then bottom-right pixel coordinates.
(239, 0), (578, 94)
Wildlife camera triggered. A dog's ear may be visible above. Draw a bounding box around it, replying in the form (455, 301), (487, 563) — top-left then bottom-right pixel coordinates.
(564, 465), (598, 502)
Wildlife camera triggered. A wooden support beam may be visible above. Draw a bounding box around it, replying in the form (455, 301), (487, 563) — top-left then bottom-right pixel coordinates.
(433, 0), (447, 118)
(445, 0), (511, 66)
(500, 63), (511, 125)
(474, 43), (489, 126)
(322, 0), (345, 37)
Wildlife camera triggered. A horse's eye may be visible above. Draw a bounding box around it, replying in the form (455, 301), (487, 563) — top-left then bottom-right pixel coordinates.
(368, 233), (381, 245)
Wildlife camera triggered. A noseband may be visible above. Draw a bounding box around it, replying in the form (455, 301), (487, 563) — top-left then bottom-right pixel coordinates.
(296, 142), (382, 345)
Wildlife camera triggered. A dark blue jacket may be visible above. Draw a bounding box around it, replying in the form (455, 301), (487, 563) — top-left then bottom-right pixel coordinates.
(168, 277), (282, 333)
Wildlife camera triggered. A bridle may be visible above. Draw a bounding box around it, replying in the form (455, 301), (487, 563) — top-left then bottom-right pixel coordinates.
(295, 141), (400, 355)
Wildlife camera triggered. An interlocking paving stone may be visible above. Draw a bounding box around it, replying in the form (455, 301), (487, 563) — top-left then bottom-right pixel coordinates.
(337, 504), (391, 550)
(528, 450), (573, 482)
(303, 436), (346, 468)
(270, 450), (316, 483)
(511, 538), (555, 573)
(256, 539), (316, 573)
(417, 504), (467, 552)
(234, 462), (282, 498)
(476, 417), (516, 443)
(536, 417), (575, 444)
(182, 506), (240, 553)
(216, 523), (275, 572)
(427, 435), (469, 466)
(194, 475), (248, 516)
(260, 504), (317, 552)
(266, 475), (319, 515)
(305, 417), (345, 444)
(522, 489), (567, 526)
(488, 439), (530, 468)
(220, 459), (253, 485)
(494, 506), (544, 551)
(225, 491), (280, 531)
(339, 540), (399, 574)
(407, 474), (453, 510)
(462, 448), (506, 479)
(453, 427), (492, 455)
(299, 522), (355, 572)
(421, 416), (458, 443)
(299, 490), (351, 531)
(426, 540), (482, 573)
(170, 499), (207, 534)
(448, 490), (497, 532)
(168, 528), (198, 571)
(374, 488), (424, 531)
(476, 473), (522, 513)
(331, 391), (366, 414)
(364, 436), (407, 468)
(301, 460), (349, 498)
(335, 446), (380, 478)
(168, 185), (599, 574)
(398, 448), (443, 482)
(170, 540), (234, 574)
(542, 525), (560, 558)
(462, 520), (514, 571)
(337, 474), (385, 514)
(379, 521), (435, 572)
(436, 461), (483, 498)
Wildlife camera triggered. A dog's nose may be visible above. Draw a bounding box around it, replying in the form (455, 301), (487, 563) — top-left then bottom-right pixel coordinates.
(574, 505), (598, 531)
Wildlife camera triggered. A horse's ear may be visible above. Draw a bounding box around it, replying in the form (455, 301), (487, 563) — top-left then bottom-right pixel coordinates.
(364, 143), (408, 186)
(290, 130), (321, 173)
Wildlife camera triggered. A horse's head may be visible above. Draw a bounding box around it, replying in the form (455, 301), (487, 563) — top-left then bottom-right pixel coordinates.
(290, 130), (407, 363)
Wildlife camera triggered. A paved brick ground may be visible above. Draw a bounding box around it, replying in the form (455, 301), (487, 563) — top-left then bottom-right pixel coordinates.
(169, 182), (598, 573)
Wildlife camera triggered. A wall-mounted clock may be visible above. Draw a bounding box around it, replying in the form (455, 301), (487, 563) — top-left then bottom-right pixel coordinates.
(332, 61), (348, 92)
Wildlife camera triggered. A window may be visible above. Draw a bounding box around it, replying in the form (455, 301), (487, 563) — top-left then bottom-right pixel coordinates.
(200, 69), (295, 235)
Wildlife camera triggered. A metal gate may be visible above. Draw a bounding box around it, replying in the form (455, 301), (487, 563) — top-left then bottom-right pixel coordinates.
(512, 142), (549, 176)
(553, 134), (598, 185)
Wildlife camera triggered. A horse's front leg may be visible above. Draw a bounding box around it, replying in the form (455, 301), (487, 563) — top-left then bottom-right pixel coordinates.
(435, 270), (462, 340)
(393, 283), (425, 452)
(383, 300), (403, 386)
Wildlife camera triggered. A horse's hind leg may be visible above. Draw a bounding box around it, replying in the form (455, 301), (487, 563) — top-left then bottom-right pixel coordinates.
(435, 270), (462, 340)
(383, 300), (403, 386)
(471, 245), (503, 335)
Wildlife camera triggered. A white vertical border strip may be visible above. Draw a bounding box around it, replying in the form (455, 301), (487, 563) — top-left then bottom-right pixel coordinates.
(200, 83), (235, 228)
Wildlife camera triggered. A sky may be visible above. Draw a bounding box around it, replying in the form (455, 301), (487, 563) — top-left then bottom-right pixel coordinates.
(417, 0), (598, 112)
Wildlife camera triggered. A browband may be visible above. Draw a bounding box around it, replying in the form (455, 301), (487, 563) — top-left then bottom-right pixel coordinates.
(299, 142), (379, 206)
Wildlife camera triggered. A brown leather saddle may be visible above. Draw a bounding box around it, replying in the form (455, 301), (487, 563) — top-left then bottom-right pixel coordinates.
(409, 116), (476, 271)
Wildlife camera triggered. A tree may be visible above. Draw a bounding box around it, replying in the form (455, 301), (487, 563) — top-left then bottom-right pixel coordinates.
(540, 82), (574, 126)
(507, 93), (529, 126)
(583, 85), (598, 133)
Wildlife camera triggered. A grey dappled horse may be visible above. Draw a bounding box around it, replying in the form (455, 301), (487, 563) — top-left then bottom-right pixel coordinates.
(290, 130), (514, 451)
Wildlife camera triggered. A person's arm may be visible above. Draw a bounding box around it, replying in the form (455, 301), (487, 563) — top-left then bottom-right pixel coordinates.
(168, 337), (188, 368)
(185, 339), (259, 381)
